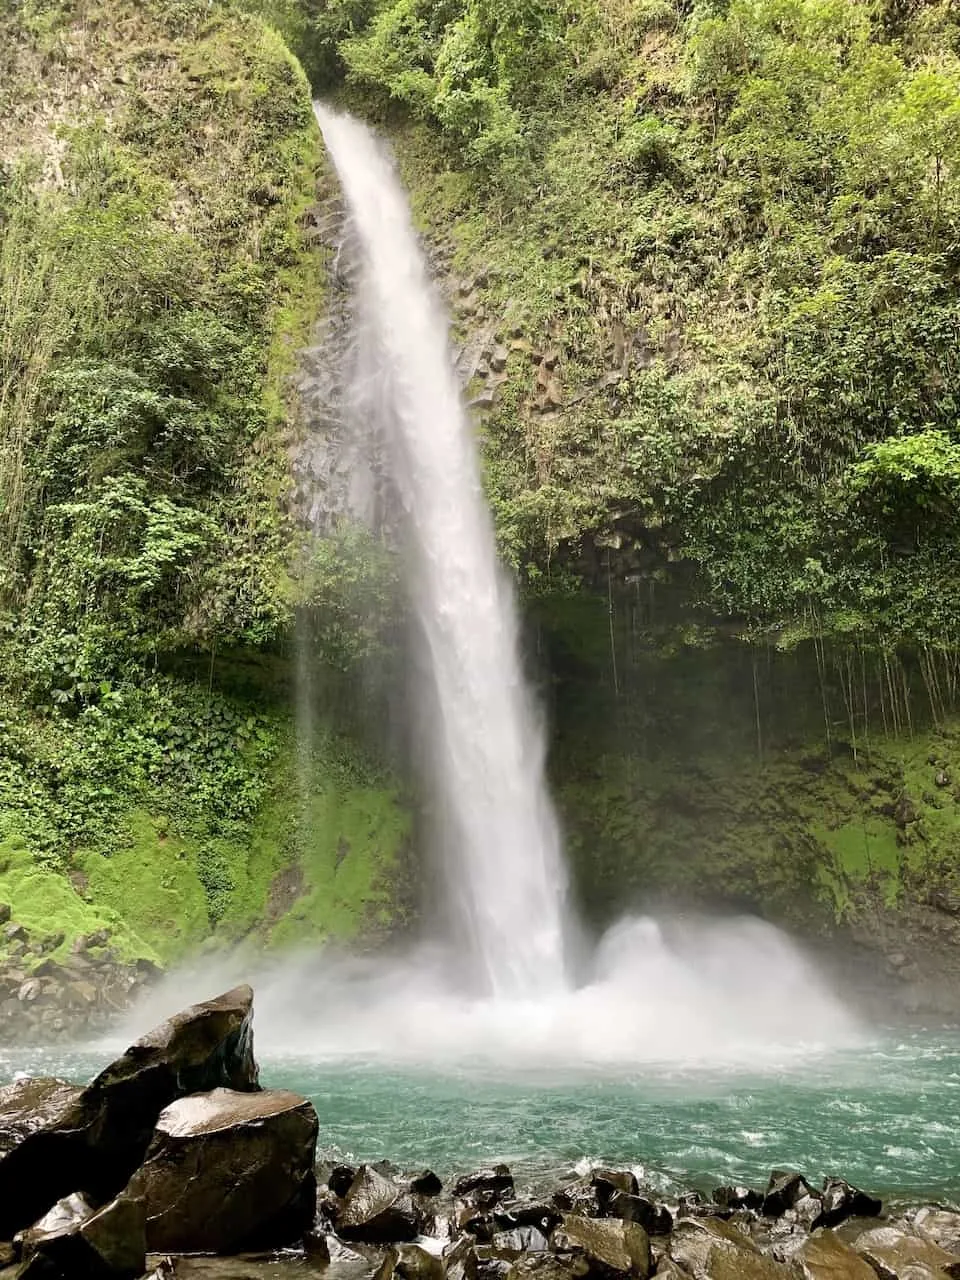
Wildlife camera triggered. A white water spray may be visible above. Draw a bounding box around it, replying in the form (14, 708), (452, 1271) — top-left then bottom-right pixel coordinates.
(315, 105), (567, 998)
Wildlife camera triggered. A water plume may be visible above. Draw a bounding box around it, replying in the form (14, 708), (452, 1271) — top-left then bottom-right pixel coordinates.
(313, 105), (568, 999)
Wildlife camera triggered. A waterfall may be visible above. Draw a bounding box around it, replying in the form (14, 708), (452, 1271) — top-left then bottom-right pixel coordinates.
(314, 105), (569, 998)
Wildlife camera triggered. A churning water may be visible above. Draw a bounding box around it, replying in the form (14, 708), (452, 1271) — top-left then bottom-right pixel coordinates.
(314, 105), (568, 999)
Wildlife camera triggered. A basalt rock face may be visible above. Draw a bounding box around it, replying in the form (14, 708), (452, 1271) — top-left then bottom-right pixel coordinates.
(124, 1088), (318, 1253)
(0, 985), (258, 1238)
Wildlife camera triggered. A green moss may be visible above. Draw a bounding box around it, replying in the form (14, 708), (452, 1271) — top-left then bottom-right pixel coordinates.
(269, 775), (411, 947)
(0, 826), (158, 965)
(76, 812), (209, 961)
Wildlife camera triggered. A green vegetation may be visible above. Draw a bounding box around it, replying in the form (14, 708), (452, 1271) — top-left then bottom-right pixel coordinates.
(0, 0), (409, 962)
(3, 0), (960, 963)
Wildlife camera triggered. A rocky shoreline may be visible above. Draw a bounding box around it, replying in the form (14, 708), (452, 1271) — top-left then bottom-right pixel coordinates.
(0, 912), (160, 1043)
(2, 986), (959, 1280)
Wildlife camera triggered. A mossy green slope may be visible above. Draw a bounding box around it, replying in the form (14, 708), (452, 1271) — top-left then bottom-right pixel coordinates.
(0, 1), (410, 967)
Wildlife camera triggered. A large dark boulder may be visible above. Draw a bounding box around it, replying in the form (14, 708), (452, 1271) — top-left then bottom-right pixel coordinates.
(763, 1172), (817, 1219)
(0, 985), (258, 1238)
(16, 1192), (145, 1279)
(602, 1193), (672, 1236)
(0, 1080), (87, 1237)
(334, 1164), (422, 1244)
(818, 1179), (882, 1230)
(124, 1087), (317, 1253)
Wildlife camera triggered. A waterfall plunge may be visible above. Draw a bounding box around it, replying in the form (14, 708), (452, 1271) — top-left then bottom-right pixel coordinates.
(118, 106), (863, 1066)
(314, 105), (568, 998)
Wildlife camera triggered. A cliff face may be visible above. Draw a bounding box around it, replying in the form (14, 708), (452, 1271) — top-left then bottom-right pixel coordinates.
(2, 0), (960, 986)
(290, 0), (960, 992)
(0, 1), (410, 969)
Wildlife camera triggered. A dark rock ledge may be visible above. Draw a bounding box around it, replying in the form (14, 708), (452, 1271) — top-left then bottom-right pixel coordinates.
(2, 988), (959, 1280)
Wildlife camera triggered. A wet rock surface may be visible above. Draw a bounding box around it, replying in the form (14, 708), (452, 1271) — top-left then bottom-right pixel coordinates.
(126, 1087), (318, 1253)
(0, 984), (259, 1239)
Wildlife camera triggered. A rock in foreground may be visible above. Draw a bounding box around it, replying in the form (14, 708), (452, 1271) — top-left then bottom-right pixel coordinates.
(0, 985), (259, 1238)
(125, 1088), (318, 1253)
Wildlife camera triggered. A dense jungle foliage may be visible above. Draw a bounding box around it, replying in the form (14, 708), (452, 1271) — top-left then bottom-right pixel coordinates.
(272, 0), (960, 654)
(2, 0), (960, 966)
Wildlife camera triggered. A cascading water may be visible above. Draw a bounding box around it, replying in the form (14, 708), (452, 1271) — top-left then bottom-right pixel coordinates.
(121, 109), (862, 1069)
(314, 105), (568, 999)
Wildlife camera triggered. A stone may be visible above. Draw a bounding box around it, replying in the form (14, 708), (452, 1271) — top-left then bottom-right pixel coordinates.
(455, 1167), (515, 1202)
(603, 1193), (672, 1235)
(819, 1180), (881, 1230)
(507, 1255), (577, 1280)
(494, 1204), (562, 1235)
(2, 924), (25, 944)
(18, 1192), (145, 1280)
(491, 1227), (550, 1256)
(489, 346), (509, 373)
(793, 1230), (877, 1280)
(77, 983), (260, 1201)
(336, 1164), (421, 1243)
(0, 904), (10, 926)
(0, 1079), (88, 1237)
(17, 980), (42, 1004)
(327, 1164), (356, 1197)
(552, 1182), (597, 1216)
(552, 1213), (651, 1278)
(853, 1225), (960, 1280)
(124, 1087), (316, 1253)
(376, 1244), (445, 1280)
(410, 1170), (443, 1197)
(669, 1216), (764, 1278)
(714, 1186), (764, 1214)
(590, 1169), (640, 1207)
(914, 1207), (960, 1254)
(764, 1173), (817, 1219)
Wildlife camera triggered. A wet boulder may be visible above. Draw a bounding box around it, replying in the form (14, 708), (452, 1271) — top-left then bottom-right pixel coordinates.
(713, 1186), (764, 1214)
(763, 1173), (818, 1219)
(793, 1229), (877, 1280)
(124, 1087), (317, 1252)
(411, 1171), (444, 1197)
(376, 1244), (445, 1280)
(79, 983), (259, 1199)
(17, 1192), (145, 1280)
(326, 1164), (357, 1198)
(455, 1167), (515, 1204)
(0, 985), (259, 1238)
(818, 1180), (882, 1230)
(553, 1182), (598, 1217)
(602, 1193), (672, 1236)
(494, 1203), (562, 1236)
(590, 1169), (640, 1209)
(335, 1163), (421, 1243)
(853, 1224), (960, 1280)
(552, 1213), (651, 1279)
(0, 1079), (88, 1238)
